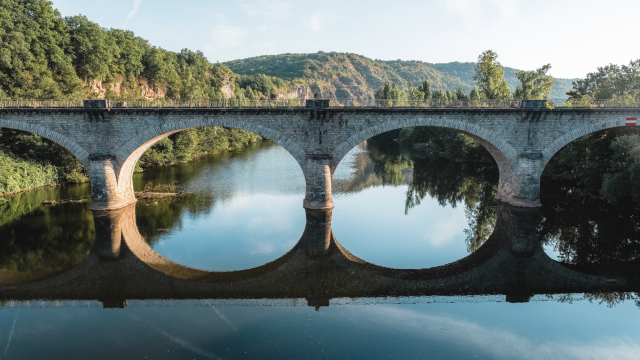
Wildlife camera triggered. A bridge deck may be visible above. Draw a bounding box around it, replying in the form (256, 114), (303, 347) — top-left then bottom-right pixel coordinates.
(1, 98), (640, 110)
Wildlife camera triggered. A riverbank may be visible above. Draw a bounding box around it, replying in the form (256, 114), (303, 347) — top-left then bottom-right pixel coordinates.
(0, 150), (61, 196)
(137, 126), (263, 170)
(0, 126), (264, 197)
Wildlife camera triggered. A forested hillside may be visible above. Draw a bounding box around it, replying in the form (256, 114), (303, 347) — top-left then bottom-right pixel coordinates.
(0, 0), (276, 196)
(0, 0), (301, 101)
(225, 52), (577, 99)
(225, 52), (469, 98)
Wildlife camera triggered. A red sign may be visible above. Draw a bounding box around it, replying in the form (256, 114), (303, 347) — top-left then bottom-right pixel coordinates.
(626, 118), (637, 126)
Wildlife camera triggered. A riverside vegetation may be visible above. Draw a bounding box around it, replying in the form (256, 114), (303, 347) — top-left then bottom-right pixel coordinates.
(2, 0), (640, 204)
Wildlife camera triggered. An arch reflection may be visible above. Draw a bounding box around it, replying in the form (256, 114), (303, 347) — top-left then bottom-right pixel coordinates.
(1, 201), (635, 309)
(331, 131), (499, 269)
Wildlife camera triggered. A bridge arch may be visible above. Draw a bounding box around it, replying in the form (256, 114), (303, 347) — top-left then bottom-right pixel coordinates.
(329, 119), (520, 206)
(104, 117), (307, 211)
(0, 119), (89, 164)
(541, 118), (622, 169)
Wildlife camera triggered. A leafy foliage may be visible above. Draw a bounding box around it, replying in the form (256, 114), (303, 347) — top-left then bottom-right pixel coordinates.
(374, 82), (406, 100)
(234, 73), (294, 100)
(0, 127), (88, 194)
(432, 62), (575, 100)
(138, 127), (263, 169)
(601, 135), (640, 205)
(0, 0), (236, 100)
(0, 149), (58, 194)
(473, 50), (511, 99)
(513, 64), (555, 100)
(567, 59), (640, 100)
(0, 0), (81, 98)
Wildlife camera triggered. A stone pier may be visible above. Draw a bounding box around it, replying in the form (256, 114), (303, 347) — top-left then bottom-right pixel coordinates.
(303, 208), (333, 258)
(303, 155), (334, 210)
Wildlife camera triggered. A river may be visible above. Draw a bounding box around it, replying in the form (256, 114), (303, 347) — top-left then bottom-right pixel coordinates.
(0, 134), (638, 360)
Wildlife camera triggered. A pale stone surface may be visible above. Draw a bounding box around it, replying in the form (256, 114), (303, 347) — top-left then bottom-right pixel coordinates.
(1, 107), (637, 210)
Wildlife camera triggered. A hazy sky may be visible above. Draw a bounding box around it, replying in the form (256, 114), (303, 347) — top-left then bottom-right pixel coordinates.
(51, 0), (640, 79)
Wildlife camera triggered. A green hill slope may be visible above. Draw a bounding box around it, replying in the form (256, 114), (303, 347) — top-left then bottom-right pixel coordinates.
(430, 62), (576, 99)
(226, 52), (576, 99)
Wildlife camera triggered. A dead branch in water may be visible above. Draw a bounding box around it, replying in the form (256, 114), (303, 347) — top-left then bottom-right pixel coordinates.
(135, 192), (189, 200)
(41, 199), (88, 206)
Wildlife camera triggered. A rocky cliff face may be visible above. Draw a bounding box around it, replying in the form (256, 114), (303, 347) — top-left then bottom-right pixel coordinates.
(138, 79), (167, 99)
(85, 74), (234, 100)
(85, 78), (166, 100)
(220, 75), (234, 99)
(275, 85), (313, 101)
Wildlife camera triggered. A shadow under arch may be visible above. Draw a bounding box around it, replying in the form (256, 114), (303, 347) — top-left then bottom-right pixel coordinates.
(0, 118), (89, 164)
(329, 121), (519, 205)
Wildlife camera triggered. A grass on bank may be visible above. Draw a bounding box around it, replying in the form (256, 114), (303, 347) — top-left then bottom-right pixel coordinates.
(0, 150), (59, 195)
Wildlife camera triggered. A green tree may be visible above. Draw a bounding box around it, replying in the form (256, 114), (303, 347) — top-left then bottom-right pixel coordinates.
(513, 64), (555, 100)
(109, 29), (145, 83)
(407, 81), (425, 100)
(446, 89), (454, 100)
(0, 0), (81, 98)
(473, 50), (511, 99)
(469, 87), (481, 100)
(375, 82), (406, 100)
(432, 89), (448, 100)
(141, 46), (179, 88)
(417, 80), (432, 100)
(567, 60), (640, 100)
(455, 87), (468, 100)
(66, 15), (117, 82)
(601, 135), (640, 206)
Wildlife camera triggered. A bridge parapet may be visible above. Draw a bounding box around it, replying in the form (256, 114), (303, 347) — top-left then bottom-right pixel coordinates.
(2, 98), (640, 109)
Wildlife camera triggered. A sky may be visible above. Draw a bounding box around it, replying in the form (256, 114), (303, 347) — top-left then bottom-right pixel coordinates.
(51, 0), (640, 79)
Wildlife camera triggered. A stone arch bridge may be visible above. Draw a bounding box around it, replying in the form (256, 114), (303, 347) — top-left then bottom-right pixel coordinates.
(1, 100), (637, 210)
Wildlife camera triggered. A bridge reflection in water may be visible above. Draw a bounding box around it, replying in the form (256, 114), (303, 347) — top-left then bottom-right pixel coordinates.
(0, 202), (635, 309)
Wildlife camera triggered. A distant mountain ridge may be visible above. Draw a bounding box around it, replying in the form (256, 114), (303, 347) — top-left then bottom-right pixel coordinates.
(225, 52), (576, 99)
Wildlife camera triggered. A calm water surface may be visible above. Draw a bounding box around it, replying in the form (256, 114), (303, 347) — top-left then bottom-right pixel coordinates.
(0, 138), (638, 360)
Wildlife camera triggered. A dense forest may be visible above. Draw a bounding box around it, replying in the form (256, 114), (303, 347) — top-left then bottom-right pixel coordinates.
(0, 0), (300, 100)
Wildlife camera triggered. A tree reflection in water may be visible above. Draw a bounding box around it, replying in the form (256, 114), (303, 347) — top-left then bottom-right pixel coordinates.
(0, 189), (94, 274)
(134, 192), (216, 246)
(366, 127), (499, 253)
